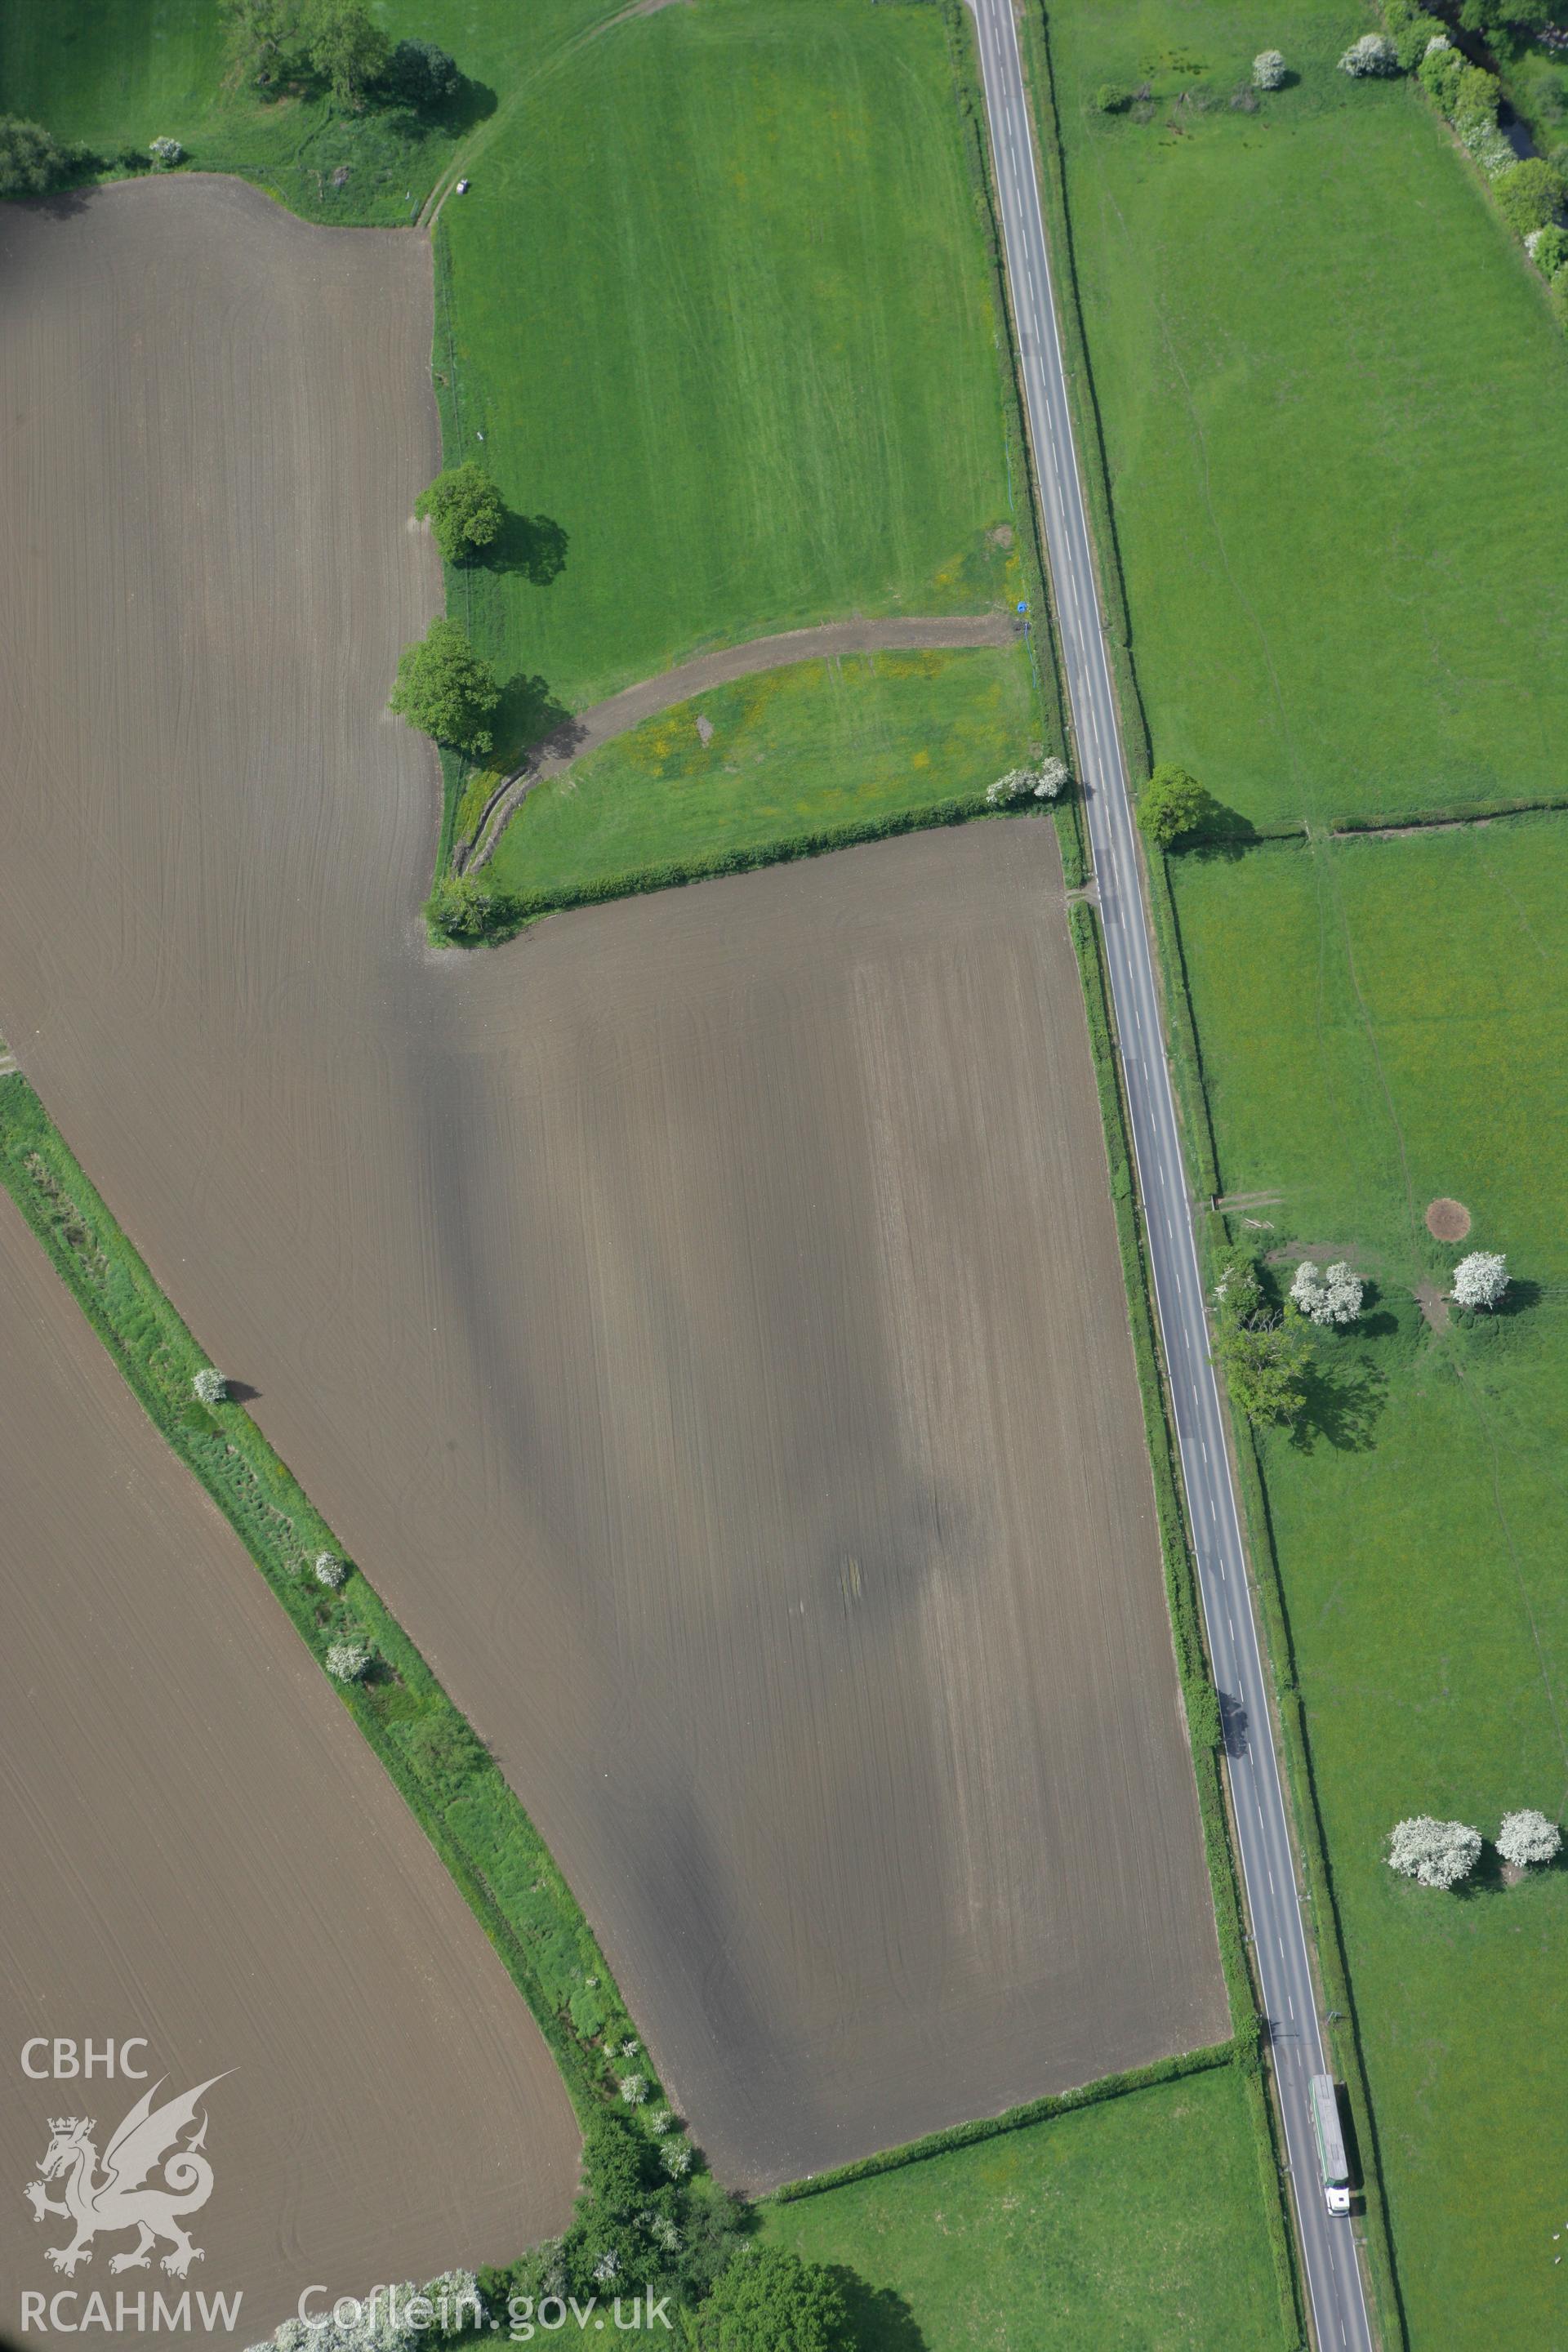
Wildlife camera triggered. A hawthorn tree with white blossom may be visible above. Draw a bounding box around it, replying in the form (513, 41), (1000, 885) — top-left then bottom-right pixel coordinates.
(986, 757), (1069, 808)
(1340, 32), (1398, 74)
(1496, 1808), (1561, 1869)
(1290, 1260), (1363, 1326)
(1387, 1815), (1481, 1889)
(1452, 1250), (1508, 1310)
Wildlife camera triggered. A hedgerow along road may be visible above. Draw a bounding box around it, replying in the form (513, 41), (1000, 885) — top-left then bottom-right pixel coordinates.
(964, 3), (1376, 2346)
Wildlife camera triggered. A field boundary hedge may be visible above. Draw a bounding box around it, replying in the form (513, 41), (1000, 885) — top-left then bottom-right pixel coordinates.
(443, 791), (1068, 941)
(429, 218), (479, 884)
(1330, 790), (1568, 835)
(772, 2037), (1233, 2203)
(0, 1076), (657, 2137)
(1068, 905), (1304, 2349)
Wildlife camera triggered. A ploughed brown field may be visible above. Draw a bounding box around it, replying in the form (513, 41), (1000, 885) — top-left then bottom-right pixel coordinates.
(0, 178), (1227, 2187)
(0, 1189), (580, 2345)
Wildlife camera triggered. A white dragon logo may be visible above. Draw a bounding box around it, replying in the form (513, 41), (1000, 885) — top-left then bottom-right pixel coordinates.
(24, 2075), (229, 2278)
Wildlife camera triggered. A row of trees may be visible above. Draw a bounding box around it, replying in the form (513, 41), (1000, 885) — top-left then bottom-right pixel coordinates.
(221, 0), (461, 113)
(470, 2102), (852, 2348)
(1213, 1241), (1510, 1428)
(1348, 3), (1568, 322)
(1388, 1809), (1561, 1888)
(1212, 1249), (1311, 1425)
(385, 467), (538, 756)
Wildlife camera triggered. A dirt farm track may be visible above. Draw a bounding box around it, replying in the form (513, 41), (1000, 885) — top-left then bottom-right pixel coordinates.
(0, 180), (1227, 2186)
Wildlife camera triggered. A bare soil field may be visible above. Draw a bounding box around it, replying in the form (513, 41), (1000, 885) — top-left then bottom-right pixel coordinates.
(0, 1187), (579, 2345)
(0, 178), (1226, 2186)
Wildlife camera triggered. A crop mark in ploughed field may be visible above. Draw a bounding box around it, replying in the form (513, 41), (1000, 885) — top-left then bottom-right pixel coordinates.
(0, 174), (1227, 2193)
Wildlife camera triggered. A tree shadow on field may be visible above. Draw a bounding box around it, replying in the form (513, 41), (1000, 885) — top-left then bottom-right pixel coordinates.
(496, 671), (580, 766)
(29, 182), (95, 218)
(825, 2268), (929, 2352)
(1454, 1841), (1510, 1899)
(1184, 800), (1260, 863)
(430, 75), (497, 137)
(492, 509), (569, 586)
(1290, 1352), (1387, 1454)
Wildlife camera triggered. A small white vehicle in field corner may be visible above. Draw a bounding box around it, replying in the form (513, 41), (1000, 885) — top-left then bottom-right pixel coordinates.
(1310, 2073), (1352, 2215)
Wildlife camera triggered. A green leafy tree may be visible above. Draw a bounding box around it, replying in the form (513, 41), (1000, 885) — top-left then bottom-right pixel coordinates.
(1213, 1318), (1309, 1427)
(684, 2249), (853, 2352)
(306, 0), (389, 109)
(1454, 61), (1501, 127)
(1459, 0), (1549, 38)
(383, 38), (462, 109)
(389, 618), (501, 754)
(0, 115), (66, 198)
(426, 874), (496, 938)
(1211, 1245), (1308, 1427)
(220, 0), (301, 87)
(1136, 762), (1210, 849)
(1382, 0), (1446, 70)
(416, 463), (506, 564)
(1418, 42), (1463, 112)
(1495, 158), (1566, 238)
(1095, 83), (1130, 114)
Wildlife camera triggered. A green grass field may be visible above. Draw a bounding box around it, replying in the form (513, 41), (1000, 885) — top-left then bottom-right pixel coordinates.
(1170, 817), (1568, 2349)
(485, 644), (1040, 899)
(763, 2067), (1289, 2351)
(1046, 0), (1568, 831)
(439, 0), (1020, 711)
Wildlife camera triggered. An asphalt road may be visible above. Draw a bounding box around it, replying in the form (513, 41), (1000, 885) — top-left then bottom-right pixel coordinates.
(965, 6), (1376, 2346)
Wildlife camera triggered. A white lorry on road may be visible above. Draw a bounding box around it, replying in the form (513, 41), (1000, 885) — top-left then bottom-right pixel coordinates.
(1310, 2073), (1352, 2215)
